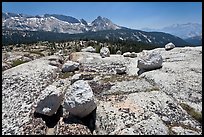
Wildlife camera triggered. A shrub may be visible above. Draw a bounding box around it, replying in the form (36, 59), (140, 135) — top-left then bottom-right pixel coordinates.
(180, 103), (202, 123)
(11, 60), (28, 67)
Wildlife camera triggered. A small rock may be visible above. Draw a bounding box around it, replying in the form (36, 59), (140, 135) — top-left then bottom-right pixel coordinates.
(100, 47), (110, 58)
(116, 50), (122, 55)
(62, 61), (79, 72)
(165, 42), (175, 51)
(81, 46), (96, 53)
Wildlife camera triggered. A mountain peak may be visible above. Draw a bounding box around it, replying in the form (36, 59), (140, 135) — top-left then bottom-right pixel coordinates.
(97, 16), (103, 19)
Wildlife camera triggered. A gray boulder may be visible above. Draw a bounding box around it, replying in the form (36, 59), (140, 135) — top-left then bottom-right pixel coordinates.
(62, 61), (79, 72)
(81, 46), (96, 53)
(35, 85), (64, 116)
(63, 80), (96, 118)
(100, 47), (110, 58)
(165, 42), (175, 51)
(116, 50), (122, 55)
(137, 51), (163, 70)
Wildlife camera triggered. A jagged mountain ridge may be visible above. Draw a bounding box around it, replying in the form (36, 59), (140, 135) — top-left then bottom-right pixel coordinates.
(2, 12), (190, 46)
(2, 12), (121, 34)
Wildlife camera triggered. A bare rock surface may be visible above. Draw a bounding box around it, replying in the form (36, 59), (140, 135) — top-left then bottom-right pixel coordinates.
(2, 56), (60, 135)
(2, 46), (202, 135)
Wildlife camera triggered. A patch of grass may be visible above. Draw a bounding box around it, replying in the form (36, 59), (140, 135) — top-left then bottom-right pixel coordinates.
(11, 60), (28, 67)
(145, 86), (160, 92)
(101, 74), (138, 83)
(180, 103), (202, 124)
(59, 72), (74, 79)
(29, 51), (45, 57)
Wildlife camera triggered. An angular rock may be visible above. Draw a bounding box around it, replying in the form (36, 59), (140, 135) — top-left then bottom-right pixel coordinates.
(165, 42), (175, 51)
(63, 80), (96, 118)
(81, 46), (96, 53)
(100, 47), (110, 58)
(35, 85), (64, 116)
(62, 61), (79, 72)
(137, 51), (163, 71)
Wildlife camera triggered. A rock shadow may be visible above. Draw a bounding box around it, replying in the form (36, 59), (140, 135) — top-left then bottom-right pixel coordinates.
(63, 107), (97, 133)
(34, 105), (63, 128)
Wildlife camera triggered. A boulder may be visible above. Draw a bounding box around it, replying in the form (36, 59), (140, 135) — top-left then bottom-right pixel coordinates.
(100, 47), (110, 58)
(116, 50), (122, 55)
(62, 61), (79, 72)
(137, 51), (163, 71)
(123, 52), (131, 57)
(81, 46), (96, 53)
(63, 80), (96, 118)
(165, 42), (175, 51)
(116, 67), (126, 74)
(35, 85), (64, 116)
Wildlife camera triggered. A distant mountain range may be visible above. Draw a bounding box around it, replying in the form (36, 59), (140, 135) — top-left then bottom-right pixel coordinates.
(142, 23), (202, 45)
(2, 12), (200, 46)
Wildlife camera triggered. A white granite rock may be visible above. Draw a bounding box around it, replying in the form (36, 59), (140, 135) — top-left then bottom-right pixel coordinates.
(100, 47), (110, 58)
(137, 51), (163, 70)
(165, 42), (175, 51)
(63, 80), (96, 118)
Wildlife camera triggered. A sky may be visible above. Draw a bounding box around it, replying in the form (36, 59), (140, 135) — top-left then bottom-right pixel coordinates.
(2, 2), (202, 30)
